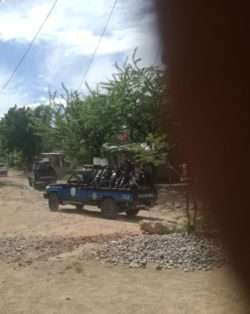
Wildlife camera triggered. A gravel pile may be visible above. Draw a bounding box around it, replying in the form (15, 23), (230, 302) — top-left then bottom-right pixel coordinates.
(97, 233), (226, 271)
(0, 233), (128, 266)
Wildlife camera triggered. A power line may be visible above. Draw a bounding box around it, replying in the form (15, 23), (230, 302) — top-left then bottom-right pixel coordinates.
(0, 0), (59, 92)
(78, 0), (118, 90)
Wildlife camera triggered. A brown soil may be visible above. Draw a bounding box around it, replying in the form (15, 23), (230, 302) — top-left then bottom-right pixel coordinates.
(0, 171), (247, 314)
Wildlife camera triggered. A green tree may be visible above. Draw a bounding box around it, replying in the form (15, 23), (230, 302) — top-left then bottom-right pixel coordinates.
(0, 51), (173, 170)
(101, 50), (166, 142)
(53, 51), (168, 166)
(128, 133), (169, 167)
(0, 106), (42, 165)
(50, 90), (122, 166)
(32, 104), (56, 152)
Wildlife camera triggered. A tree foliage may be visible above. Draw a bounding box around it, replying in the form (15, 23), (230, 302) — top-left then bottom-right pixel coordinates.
(0, 106), (42, 164)
(127, 133), (169, 167)
(0, 51), (171, 168)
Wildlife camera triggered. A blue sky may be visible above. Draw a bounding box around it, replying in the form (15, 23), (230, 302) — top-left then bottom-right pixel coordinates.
(0, 0), (161, 116)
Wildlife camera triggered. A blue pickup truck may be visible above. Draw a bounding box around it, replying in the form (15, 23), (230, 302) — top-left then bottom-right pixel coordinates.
(44, 168), (157, 219)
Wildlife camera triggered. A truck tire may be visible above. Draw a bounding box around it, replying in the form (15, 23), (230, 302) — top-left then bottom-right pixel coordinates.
(48, 194), (59, 211)
(76, 204), (84, 210)
(28, 178), (33, 187)
(101, 198), (118, 219)
(33, 182), (39, 190)
(126, 208), (140, 218)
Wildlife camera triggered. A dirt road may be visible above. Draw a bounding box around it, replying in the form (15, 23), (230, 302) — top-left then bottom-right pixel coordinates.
(0, 171), (247, 314)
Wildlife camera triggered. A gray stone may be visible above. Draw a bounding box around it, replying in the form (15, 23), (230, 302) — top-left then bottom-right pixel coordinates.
(129, 261), (141, 268)
(155, 264), (163, 271)
(97, 233), (226, 272)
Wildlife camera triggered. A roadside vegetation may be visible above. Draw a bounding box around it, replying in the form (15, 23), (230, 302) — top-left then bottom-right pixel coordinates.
(0, 51), (175, 169)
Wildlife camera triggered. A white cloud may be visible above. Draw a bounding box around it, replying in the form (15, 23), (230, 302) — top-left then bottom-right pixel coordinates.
(0, 0), (162, 114)
(0, 0), (158, 57)
(80, 56), (118, 90)
(0, 70), (30, 116)
(0, 90), (29, 117)
(26, 96), (66, 108)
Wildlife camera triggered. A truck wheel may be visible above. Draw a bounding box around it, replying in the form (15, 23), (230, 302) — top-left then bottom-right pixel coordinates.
(48, 194), (59, 211)
(33, 183), (39, 190)
(126, 209), (140, 218)
(76, 204), (84, 210)
(101, 198), (118, 219)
